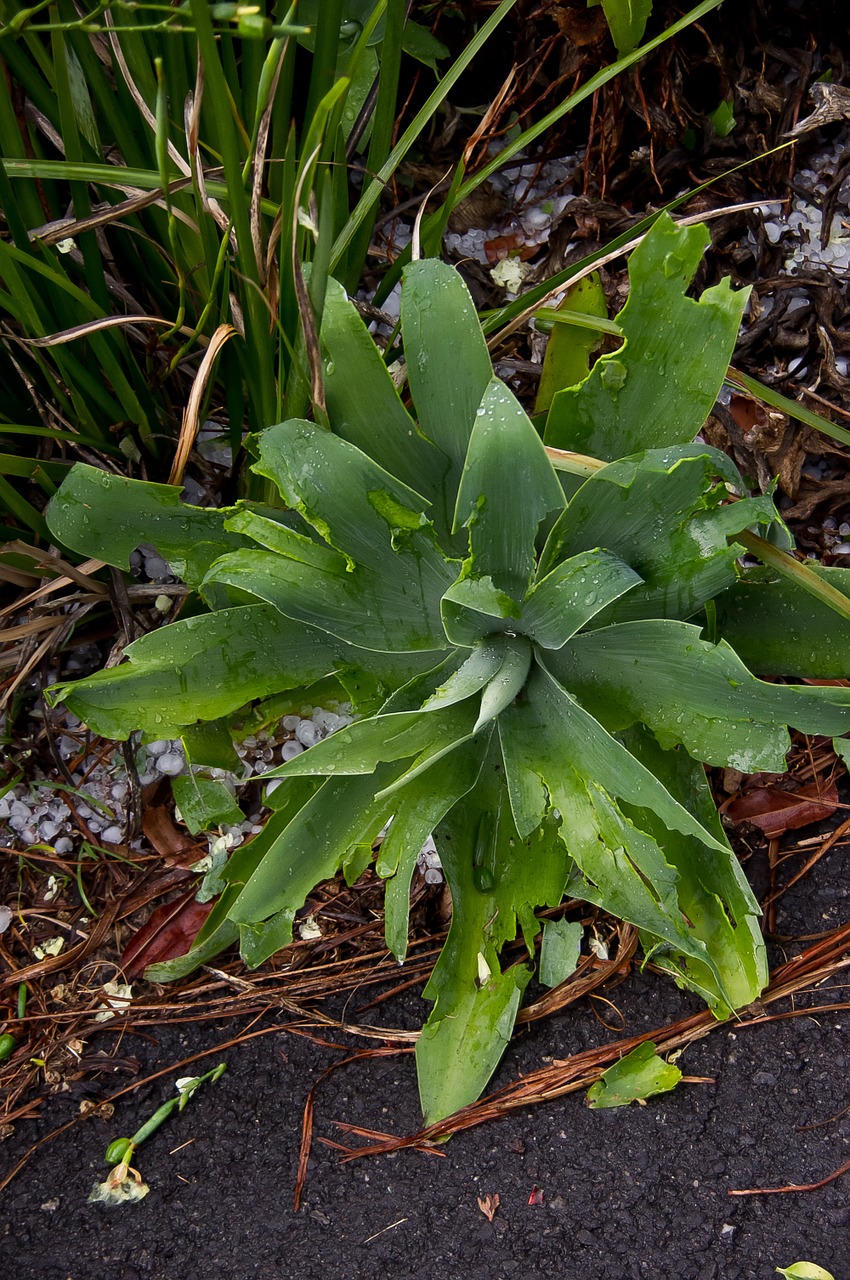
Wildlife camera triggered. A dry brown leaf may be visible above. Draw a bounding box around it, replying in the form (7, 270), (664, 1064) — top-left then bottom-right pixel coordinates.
(726, 779), (839, 839)
(477, 1192), (500, 1222)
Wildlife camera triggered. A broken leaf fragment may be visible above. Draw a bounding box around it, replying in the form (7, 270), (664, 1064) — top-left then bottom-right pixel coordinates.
(477, 1192), (500, 1222)
(32, 936), (65, 960)
(89, 1151), (149, 1206)
(539, 918), (582, 988)
(776, 1265), (836, 1280)
(587, 1041), (682, 1109)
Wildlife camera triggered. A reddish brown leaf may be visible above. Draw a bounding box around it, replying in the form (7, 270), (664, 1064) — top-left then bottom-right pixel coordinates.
(483, 235), (538, 264)
(141, 779), (202, 865)
(726, 779), (839, 839)
(120, 891), (213, 978)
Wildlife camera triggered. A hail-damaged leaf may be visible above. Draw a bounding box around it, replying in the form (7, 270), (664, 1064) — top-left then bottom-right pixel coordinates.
(539, 446), (780, 624)
(549, 620), (850, 772)
(587, 1041), (682, 1108)
(545, 213), (749, 460)
(46, 464), (252, 587)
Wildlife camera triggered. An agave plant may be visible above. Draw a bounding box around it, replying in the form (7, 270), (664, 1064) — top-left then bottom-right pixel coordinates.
(47, 215), (850, 1122)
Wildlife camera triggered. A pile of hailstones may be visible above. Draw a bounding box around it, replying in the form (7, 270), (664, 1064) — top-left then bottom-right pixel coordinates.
(0, 705), (443, 884)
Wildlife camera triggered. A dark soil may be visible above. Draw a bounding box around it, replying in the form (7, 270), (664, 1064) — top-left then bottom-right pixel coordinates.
(3, 839), (849, 1280)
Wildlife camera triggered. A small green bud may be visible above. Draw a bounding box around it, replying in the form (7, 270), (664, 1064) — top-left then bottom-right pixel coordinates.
(105, 1138), (133, 1165)
(0, 1033), (16, 1061)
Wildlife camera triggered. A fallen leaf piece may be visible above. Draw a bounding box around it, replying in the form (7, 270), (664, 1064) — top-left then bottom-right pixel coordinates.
(587, 1041), (682, 1110)
(776, 1264), (836, 1280)
(32, 936), (65, 960)
(477, 1192), (500, 1223)
(527, 1185), (544, 1207)
(539, 918), (582, 989)
(726, 779), (839, 839)
(94, 981), (133, 1022)
(172, 773), (243, 836)
(120, 891), (213, 978)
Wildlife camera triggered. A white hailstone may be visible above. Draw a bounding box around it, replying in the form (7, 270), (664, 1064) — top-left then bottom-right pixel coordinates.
(282, 715), (301, 731)
(39, 820), (62, 842)
(0, 905), (11, 933)
(281, 740), (304, 762)
(111, 782), (128, 801)
(310, 708), (336, 734)
(264, 779), (284, 796)
(145, 739), (170, 756)
(101, 826), (124, 844)
(833, 543), (850, 554)
(0, 795), (9, 820)
(295, 719), (318, 748)
(424, 868), (443, 885)
(522, 206), (552, 232)
(155, 752), (185, 776)
(54, 837), (73, 854)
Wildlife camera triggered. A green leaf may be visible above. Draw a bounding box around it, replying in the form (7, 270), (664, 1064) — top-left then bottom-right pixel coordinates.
(599, 0), (653, 56)
(378, 740), (488, 961)
(402, 258), (493, 528)
(776, 1265), (836, 1280)
(144, 918), (240, 984)
(320, 277), (451, 527)
(544, 214), (749, 459)
(475, 635), (532, 731)
(47, 605), (352, 740)
(713, 566), (850, 677)
(263, 701), (478, 779)
(440, 574), (521, 647)
(586, 1041), (682, 1109)
(420, 639), (507, 711)
(534, 273), (607, 416)
(181, 720), (241, 773)
(616, 724), (766, 1014)
(522, 549), (641, 649)
(171, 775), (243, 836)
(499, 662), (727, 853)
(549, 620), (850, 772)
(252, 418), (437, 575)
(539, 918), (582, 988)
(417, 750), (570, 1122)
(540, 446), (779, 623)
(45, 463), (252, 587)
(224, 506), (347, 573)
(454, 379), (565, 598)
(226, 767), (403, 927)
(187, 779), (322, 957)
(208, 546), (450, 653)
